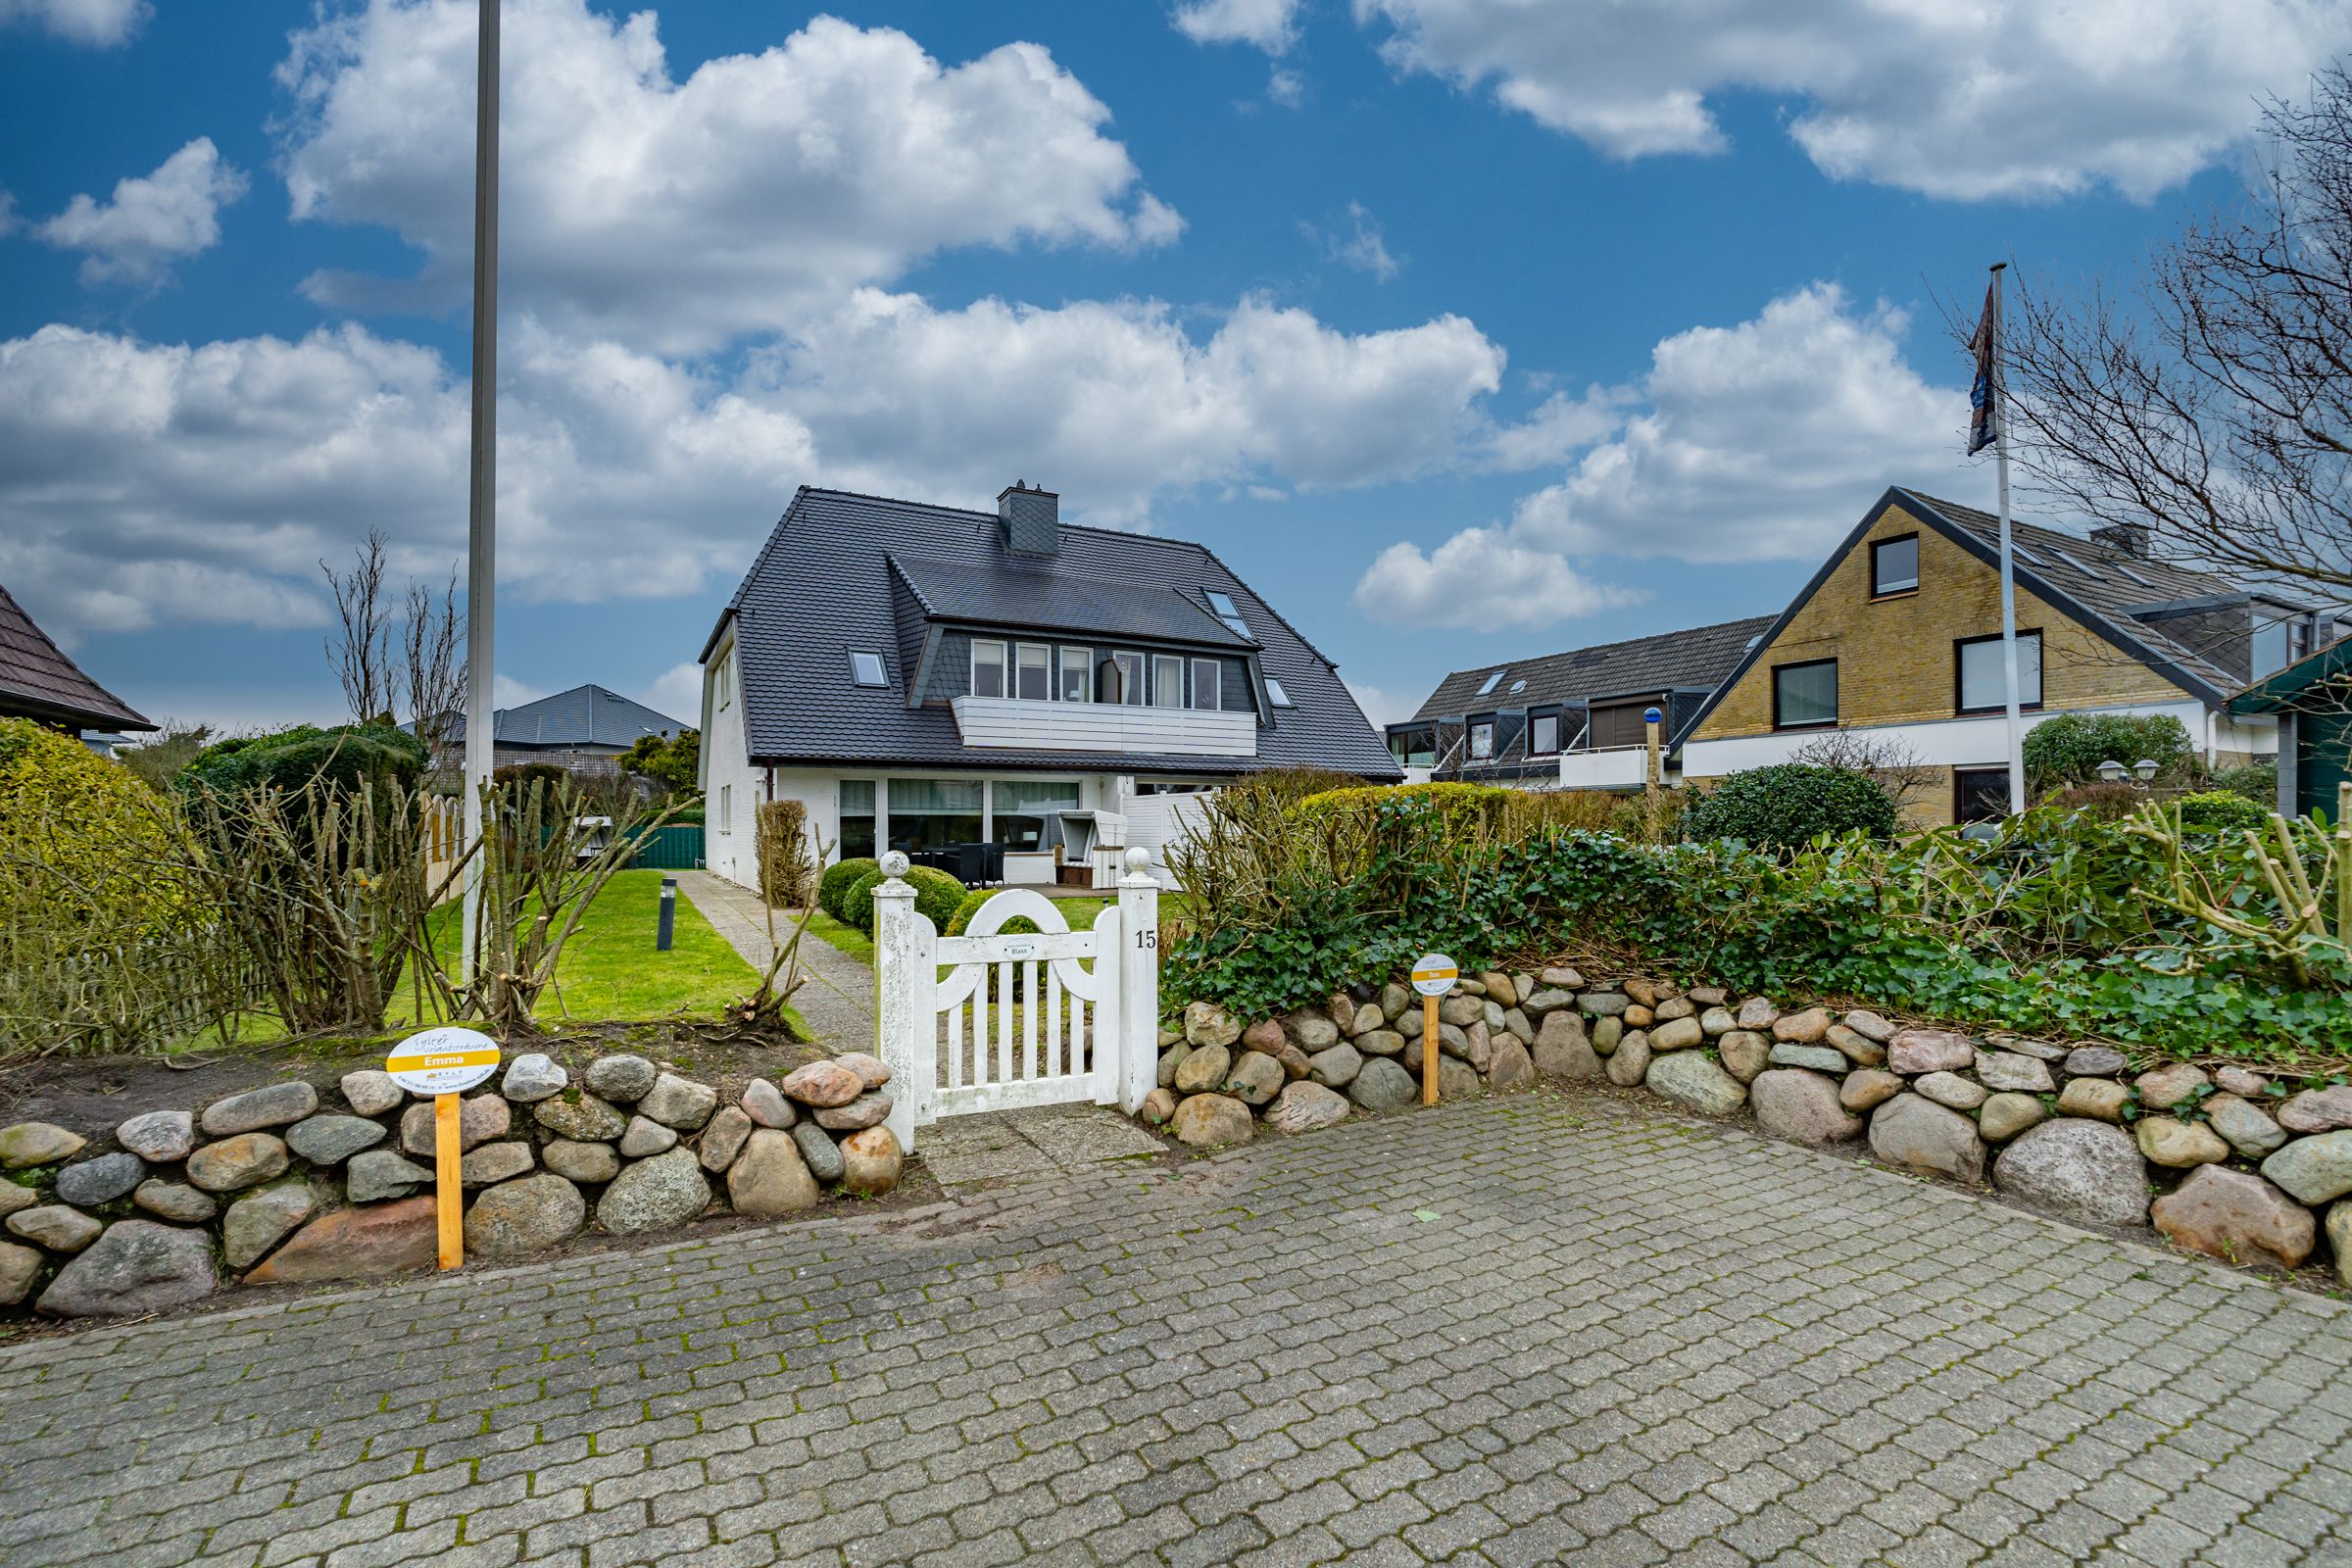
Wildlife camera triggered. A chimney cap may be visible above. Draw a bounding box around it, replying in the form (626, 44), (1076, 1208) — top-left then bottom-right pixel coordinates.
(998, 479), (1057, 501)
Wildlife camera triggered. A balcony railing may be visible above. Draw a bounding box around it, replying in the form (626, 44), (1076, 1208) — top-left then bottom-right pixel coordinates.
(950, 695), (1257, 757)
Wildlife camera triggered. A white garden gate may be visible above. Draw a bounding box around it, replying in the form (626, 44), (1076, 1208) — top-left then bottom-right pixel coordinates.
(871, 848), (1159, 1152)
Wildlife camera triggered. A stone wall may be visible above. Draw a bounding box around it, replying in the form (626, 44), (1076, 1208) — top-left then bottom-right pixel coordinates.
(1149, 971), (2352, 1288)
(0, 1051), (906, 1319)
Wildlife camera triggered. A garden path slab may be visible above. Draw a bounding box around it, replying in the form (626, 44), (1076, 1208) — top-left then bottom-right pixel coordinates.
(675, 869), (874, 1049)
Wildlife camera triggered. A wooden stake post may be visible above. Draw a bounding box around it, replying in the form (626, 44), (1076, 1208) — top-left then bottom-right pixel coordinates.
(1410, 953), (1458, 1108)
(385, 1027), (502, 1272)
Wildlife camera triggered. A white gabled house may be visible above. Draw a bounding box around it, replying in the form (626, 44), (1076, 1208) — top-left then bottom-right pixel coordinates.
(697, 482), (1399, 891)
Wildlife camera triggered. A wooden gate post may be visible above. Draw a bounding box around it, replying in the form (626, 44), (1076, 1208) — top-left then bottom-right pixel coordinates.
(871, 852), (933, 1152)
(1114, 847), (1160, 1115)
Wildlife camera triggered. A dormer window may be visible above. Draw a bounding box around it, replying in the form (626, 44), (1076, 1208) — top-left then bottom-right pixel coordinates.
(849, 651), (888, 688)
(971, 639), (1006, 698)
(1468, 719), (1494, 760)
(1477, 669), (1506, 696)
(1204, 589), (1250, 638)
(1015, 643), (1052, 701)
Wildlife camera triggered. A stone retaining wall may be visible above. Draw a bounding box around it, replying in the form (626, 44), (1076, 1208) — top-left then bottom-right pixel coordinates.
(0, 1051), (906, 1318)
(1150, 969), (2352, 1287)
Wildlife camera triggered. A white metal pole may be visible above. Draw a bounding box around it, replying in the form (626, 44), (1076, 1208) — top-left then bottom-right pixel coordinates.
(459, 0), (499, 981)
(1990, 262), (2026, 816)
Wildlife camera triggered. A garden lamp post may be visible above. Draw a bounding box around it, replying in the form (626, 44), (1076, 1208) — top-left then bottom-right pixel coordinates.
(2097, 760), (2126, 784)
(2133, 759), (2160, 782)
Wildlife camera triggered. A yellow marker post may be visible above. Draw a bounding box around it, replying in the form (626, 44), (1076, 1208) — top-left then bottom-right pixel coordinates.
(385, 1027), (502, 1272)
(1409, 953), (1458, 1108)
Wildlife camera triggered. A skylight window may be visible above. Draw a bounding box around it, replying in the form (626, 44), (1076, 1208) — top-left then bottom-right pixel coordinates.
(1203, 588), (1250, 638)
(849, 651), (888, 688)
(1509, 679), (1527, 694)
(1477, 669), (1506, 696)
(1266, 677), (1293, 708)
(2051, 548), (2102, 580)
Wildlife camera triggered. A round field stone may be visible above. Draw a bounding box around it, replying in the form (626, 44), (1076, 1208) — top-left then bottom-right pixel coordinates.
(1346, 1057), (1416, 1111)
(1171, 1094), (1254, 1148)
(1993, 1118), (2147, 1227)
(1487, 1038), (1535, 1091)
(0, 1121), (84, 1170)
(55, 1152), (144, 1207)
(1750, 1069), (1861, 1146)
(837, 1053), (891, 1090)
(1977, 1093), (2046, 1143)
(115, 1109), (194, 1163)
(638, 1073), (718, 1132)
(1173, 1044), (1231, 1095)
(2152, 1166), (2315, 1270)
(501, 1054), (568, 1103)
(791, 1123), (844, 1183)
(466, 1175), (586, 1256)
(2057, 1078), (2130, 1121)
(839, 1126), (903, 1196)
(132, 1180), (217, 1222)
(2136, 1116), (2230, 1168)
(1886, 1029), (1973, 1076)
(1306, 1043), (1363, 1089)
(401, 1095), (509, 1155)
(246, 1198), (436, 1284)
(199, 1081), (318, 1137)
(0, 1242), (41, 1307)
(619, 1116), (679, 1157)
(728, 1130), (822, 1216)
(1914, 1071), (1987, 1110)
(2278, 1087), (2352, 1135)
(284, 1114), (386, 1167)
(1532, 1012), (1600, 1081)
(2207, 1096), (2289, 1159)
(742, 1079), (797, 1128)
(598, 1149), (710, 1234)
(543, 1140), (621, 1184)
(185, 1133), (290, 1194)
(2063, 1046), (2129, 1078)
(1838, 1070), (1903, 1113)
(1644, 1053), (1746, 1116)
(345, 1149), (431, 1202)
(37, 1220), (217, 1315)
(2134, 1063), (2209, 1109)
(814, 1093), (893, 1131)
(700, 1106), (755, 1172)
(1768, 1042), (1848, 1074)
(1974, 1052), (2054, 1094)
(9, 1204), (101, 1252)
(1183, 1001), (1241, 1048)
(1870, 1096), (1985, 1185)
(2259, 1131), (2352, 1206)
(1225, 1052), (1284, 1105)
(1605, 1029), (1651, 1088)
(340, 1069), (403, 1116)
(779, 1060), (863, 1108)
(583, 1054), (659, 1102)
(536, 1095), (627, 1143)
(1716, 1032), (1770, 1084)
(1264, 1081), (1349, 1134)
(1648, 1015), (1705, 1053)
(222, 1181), (318, 1270)
(459, 1142), (535, 1186)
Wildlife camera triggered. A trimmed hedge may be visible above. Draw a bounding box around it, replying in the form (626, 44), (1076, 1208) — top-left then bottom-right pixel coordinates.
(1298, 781), (1512, 836)
(842, 868), (888, 932)
(180, 723), (427, 798)
(905, 865), (967, 931)
(2022, 712), (2194, 790)
(945, 887), (1041, 939)
(2176, 790), (2272, 833)
(1683, 763), (1897, 851)
(817, 858), (878, 920)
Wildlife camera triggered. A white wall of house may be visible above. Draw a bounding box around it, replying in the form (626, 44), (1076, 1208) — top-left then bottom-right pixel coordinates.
(700, 635), (760, 888)
(1681, 698), (2276, 778)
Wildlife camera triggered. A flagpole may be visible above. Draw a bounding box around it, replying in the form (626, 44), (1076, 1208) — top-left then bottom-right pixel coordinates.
(1990, 261), (2026, 815)
(459, 0), (498, 983)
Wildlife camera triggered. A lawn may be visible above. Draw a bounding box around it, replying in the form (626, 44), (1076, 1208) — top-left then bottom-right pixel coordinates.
(397, 870), (766, 1028)
(801, 893), (1121, 967)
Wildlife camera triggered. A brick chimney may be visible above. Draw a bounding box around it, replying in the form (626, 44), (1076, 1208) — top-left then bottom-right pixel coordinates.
(998, 480), (1059, 557)
(2089, 519), (2151, 558)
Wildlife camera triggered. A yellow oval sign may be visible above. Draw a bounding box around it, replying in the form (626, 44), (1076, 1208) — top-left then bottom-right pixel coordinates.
(386, 1026), (501, 1096)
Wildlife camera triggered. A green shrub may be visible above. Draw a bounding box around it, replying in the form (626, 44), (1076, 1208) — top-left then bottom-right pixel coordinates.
(945, 887), (1041, 939)
(2022, 712), (2193, 790)
(817, 857), (878, 919)
(2175, 790), (2272, 832)
(842, 867), (888, 932)
(2042, 781), (2146, 822)
(2210, 760), (2278, 806)
(492, 761), (568, 793)
(181, 722), (426, 798)
(905, 865), (966, 930)
(1298, 781), (1510, 834)
(1683, 764), (1897, 850)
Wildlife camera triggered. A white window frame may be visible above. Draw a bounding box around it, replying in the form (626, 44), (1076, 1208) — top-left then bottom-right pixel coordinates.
(1014, 642), (1052, 702)
(1529, 712), (1559, 756)
(1190, 658), (1221, 711)
(1109, 649), (1145, 706)
(970, 638), (1007, 700)
(1152, 653), (1186, 709)
(719, 784), (733, 833)
(849, 651), (887, 688)
(1469, 720), (1494, 760)
(715, 654), (733, 710)
(1057, 645), (1093, 704)
(1265, 676), (1293, 708)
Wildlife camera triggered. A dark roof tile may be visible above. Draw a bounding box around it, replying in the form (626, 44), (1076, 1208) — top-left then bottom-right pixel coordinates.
(1405, 615), (1778, 723)
(0, 584), (154, 732)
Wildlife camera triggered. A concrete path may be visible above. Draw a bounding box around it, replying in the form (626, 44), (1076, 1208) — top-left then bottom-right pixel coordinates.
(14, 1093), (2349, 1566)
(674, 870), (874, 1051)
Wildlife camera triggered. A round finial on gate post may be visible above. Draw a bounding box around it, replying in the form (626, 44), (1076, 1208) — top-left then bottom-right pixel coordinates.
(880, 850), (910, 878)
(1124, 846), (1151, 874)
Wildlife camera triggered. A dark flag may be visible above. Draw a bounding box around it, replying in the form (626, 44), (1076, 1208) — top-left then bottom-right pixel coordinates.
(1967, 276), (1998, 454)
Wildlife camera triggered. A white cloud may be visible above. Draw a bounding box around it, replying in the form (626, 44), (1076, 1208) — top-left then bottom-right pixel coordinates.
(36, 138), (249, 285)
(1174, 0), (1303, 54)
(0, 291), (1513, 634)
(491, 674), (549, 709)
(1267, 67), (1306, 107)
(1308, 200), (1400, 280)
(0, 0), (148, 48)
(1355, 282), (1983, 630)
(1352, 0), (2352, 200)
(275, 2), (1181, 353)
(1342, 679), (1414, 730)
(1353, 528), (1644, 631)
(638, 662), (704, 726)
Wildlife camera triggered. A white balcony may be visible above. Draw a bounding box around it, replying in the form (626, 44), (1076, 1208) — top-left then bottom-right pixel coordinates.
(950, 695), (1257, 758)
(1556, 745), (1651, 790)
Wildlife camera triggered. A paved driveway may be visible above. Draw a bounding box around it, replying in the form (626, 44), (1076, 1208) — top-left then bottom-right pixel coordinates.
(4, 1093), (2350, 1567)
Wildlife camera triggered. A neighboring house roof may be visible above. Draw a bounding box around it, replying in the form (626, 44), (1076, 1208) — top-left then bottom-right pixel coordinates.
(434, 684), (687, 751)
(2230, 630), (2352, 713)
(1678, 487), (2296, 745)
(709, 486), (1400, 778)
(1403, 614), (1781, 723)
(0, 583), (154, 733)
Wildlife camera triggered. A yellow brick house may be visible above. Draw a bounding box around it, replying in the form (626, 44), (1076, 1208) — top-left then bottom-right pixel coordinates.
(1677, 488), (2325, 825)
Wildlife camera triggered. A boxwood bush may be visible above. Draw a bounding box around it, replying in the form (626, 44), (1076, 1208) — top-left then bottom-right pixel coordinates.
(817, 857), (878, 919)
(2175, 790), (2272, 833)
(841, 867), (887, 932)
(1683, 764), (1897, 851)
(945, 887), (1040, 939)
(904, 865), (966, 931)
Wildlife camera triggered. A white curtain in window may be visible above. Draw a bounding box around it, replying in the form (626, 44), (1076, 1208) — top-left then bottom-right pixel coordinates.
(888, 778), (983, 813)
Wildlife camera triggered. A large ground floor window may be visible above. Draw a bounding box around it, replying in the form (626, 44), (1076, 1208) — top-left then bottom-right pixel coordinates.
(993, 779), (1081, 851)
(886, 778), (983, 854)
(839, 779), (876, 859)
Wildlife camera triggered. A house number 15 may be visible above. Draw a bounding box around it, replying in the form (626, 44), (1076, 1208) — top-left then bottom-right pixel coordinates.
(1135, 930), (1156, 950)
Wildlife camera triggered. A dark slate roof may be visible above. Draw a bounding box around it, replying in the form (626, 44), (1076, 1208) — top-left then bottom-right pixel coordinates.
(1906, 492), (2294, 691)
(710, 486), (1400, 778)
(888, 554), (1254, 648)
(1404, 615), (1780, 723)
(464, 684), (687, 749)
(0, 583), (154, 732)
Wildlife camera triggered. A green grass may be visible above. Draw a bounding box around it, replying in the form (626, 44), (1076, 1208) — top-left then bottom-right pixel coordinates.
(803, 907), (874, 965)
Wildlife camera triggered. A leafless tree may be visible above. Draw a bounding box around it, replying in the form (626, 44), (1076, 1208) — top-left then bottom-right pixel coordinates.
(402, 567), (465, 748)
(1788, 729), (1938, 812)
(1996, 66), (2352, 599)
(323, 531), (398, 725)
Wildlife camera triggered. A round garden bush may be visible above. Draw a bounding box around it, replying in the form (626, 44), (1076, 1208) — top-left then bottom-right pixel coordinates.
(2176, 790), (2271, 833)
(1683, 763), (1898, 851)
(841, 868), (888, 932)
(904, 865), (966, 930)
(817, 857), (878, 919)
(945, 887), (1040, 938)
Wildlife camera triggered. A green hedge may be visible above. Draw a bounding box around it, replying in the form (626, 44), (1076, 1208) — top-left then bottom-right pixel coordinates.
(2176, 791), (2272, 833)
(945, 887), (1040, 939)
(1683, 763), (1897, 851)
(2022, 712), (2194, 791)
(841, 867), (888, 932)
(817, 858), (878, 920)
(905, 866), (966, 931)
(180, 723), (426, 798)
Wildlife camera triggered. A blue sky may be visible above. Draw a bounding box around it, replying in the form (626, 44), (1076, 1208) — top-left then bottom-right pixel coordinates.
(3, 0), (2343, 735)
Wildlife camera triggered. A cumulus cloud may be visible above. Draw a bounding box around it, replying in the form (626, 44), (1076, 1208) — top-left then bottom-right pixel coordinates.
(1354, 282), (1982, 631)
(275, 1), (1181, 352)
(0, 0), (148, 48)
(638, 662), (705, 725)
(36, 138), (249, 285)
(1353, 0), (2352, 199)
(1342, 679), (1414, 730)
(0, 291), (1514, 634)
(1305, 200), (1401, 280)
(1173, 0), (1303, 54)
(1354, 528), (1645, 631)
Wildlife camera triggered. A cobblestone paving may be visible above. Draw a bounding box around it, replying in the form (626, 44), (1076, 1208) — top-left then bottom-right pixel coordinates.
(5, 1092), (2351, 1567)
